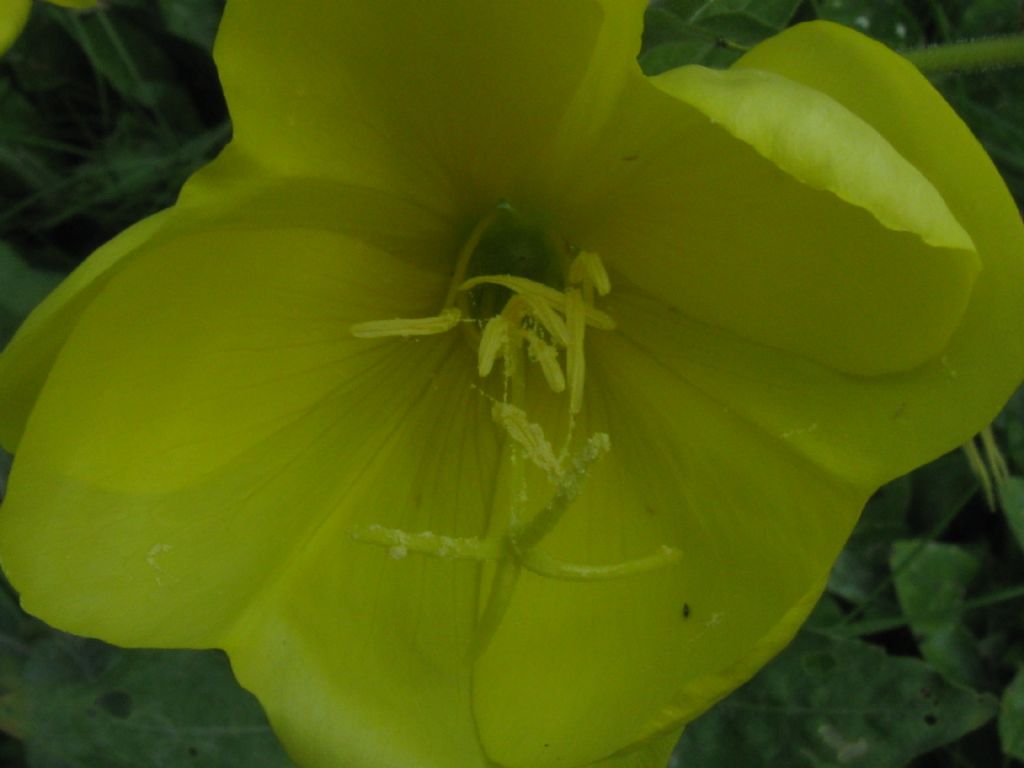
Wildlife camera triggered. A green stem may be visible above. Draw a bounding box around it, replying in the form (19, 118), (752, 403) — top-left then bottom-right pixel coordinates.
(902, 35), (1024, 75)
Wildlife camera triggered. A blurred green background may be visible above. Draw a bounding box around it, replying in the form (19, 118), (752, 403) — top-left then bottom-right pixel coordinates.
(0, 0), (1022, 766)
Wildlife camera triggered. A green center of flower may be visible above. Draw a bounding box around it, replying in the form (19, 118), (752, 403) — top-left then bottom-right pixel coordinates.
(459, 203), (565, 320)
(346, 201), (681, 654)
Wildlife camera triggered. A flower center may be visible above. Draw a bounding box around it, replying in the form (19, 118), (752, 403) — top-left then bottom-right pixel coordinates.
(460, 202), (565, 320)
(347, 201), (680, 654)
(352, 201), (615, 414)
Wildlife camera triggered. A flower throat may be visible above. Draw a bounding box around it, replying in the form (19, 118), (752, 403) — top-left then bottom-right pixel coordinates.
(353, 201), (615, 414)
(459, 203), (565, 321)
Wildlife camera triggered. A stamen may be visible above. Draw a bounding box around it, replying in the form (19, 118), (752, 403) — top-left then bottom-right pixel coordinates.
(350, 308), (461, 338)
(569, 250), (611, 296)
(519, 294), (569, 346)
(478, 315), (509, 377)
(459, 275), (615, 330)
(460, 274), (565, 311)
(525, 330), (566, 394)
(565, 288), (586, 415)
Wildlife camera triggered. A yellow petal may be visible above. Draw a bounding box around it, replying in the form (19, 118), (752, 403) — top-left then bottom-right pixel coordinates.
(613, 21), (1024, 488)
(0, 208), (171, 452)
(0, 226), (455, 637)
(543, 64), (978, 376)
(0, 225), (498, 766)
(213, 0), (644, 211)
(0, 147), (261, 451)
(222, 355), (501, 767)
(472, 346), (865, 767)
(733, 20), (1024, 438)
(585, 728), (683, 768)
(0, 148), (457, 451)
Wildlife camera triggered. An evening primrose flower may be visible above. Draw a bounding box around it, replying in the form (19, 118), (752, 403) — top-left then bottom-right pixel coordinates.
(1, 2), (1023, 766)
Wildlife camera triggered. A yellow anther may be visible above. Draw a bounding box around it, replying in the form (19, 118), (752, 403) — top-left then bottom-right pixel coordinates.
(350, 307), (461, 338)
(478, 315), (509, 377)
(492, 402), (563, 478)
(565, 288), (586, 414)
(525, 330), (566, 393)
(569, 251), (611, 296)
(520, 294), (569, 347)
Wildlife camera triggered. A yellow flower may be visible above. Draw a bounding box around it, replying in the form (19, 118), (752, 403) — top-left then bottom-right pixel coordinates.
(1, 3), (1022, 767)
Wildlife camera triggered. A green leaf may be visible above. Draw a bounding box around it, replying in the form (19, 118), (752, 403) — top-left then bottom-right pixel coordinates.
(811, 0), (923, 48)
(640, 0), (802, 72)
(1001, 666), (1024, 760)
(640, 33), (719, 75)
(658, 0), (804, 39)
(672, 628), (998, 767)
(158, 0), (224, 50)
(16, 636), (294, 768)
(890, 540), (979, 635)
(686, 0), (804, 43)
(890, 540), (985, 686)
(54, 10), (175, 110)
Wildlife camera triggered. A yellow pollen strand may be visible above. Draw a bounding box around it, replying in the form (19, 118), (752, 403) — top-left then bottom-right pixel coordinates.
(350, 307), (461, 338)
